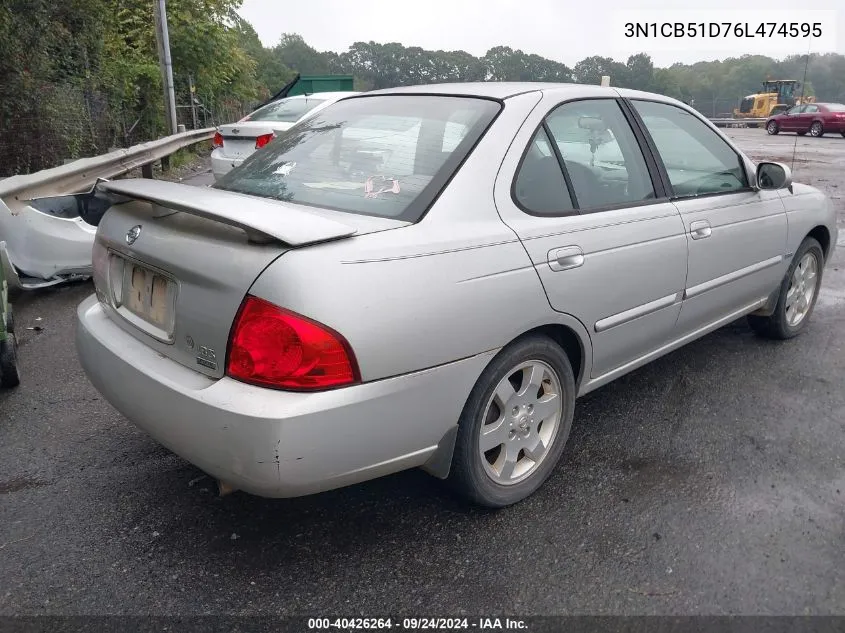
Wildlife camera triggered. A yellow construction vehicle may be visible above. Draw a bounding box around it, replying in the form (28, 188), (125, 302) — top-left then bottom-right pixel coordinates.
(734, 80), (815, 120)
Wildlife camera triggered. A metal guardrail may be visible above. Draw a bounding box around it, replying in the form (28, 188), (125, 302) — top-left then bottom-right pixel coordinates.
(0, 127), (214, 210)
(709, 118), (767, 128)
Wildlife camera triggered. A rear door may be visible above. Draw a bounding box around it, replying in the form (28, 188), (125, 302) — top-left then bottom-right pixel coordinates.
(628, 99), (788, 335)
(494, 93), (688, 379)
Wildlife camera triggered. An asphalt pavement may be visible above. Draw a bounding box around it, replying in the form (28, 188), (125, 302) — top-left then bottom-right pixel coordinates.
(1, 129), (844, 616)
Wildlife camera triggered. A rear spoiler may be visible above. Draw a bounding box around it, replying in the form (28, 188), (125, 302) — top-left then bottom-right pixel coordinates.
(98, 179), (356, 246)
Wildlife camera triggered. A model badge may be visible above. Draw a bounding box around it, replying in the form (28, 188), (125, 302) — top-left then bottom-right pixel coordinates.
(197, 345), (217, 370)
(231, 128), (240, 134)
(126, 225), (142, 246)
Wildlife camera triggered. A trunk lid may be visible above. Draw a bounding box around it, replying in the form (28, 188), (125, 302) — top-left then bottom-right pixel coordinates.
(92, 179), (405, 379)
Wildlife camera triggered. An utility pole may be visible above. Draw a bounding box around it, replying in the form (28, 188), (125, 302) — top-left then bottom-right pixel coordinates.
(153, 0), (178, 135)
(188, 74), (198, 130)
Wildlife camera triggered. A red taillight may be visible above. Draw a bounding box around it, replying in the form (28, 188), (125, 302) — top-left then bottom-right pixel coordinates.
(212, 131), (224, 148)
(226, 296), (359, 391)
(254, 132), (275, 149)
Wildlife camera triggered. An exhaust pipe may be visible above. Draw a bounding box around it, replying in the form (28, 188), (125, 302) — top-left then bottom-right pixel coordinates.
(217, 480), (238, 497)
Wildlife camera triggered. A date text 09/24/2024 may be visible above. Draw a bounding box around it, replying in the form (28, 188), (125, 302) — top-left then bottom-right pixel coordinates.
(307, 618), (528, 630)
(624, 22), (822, 38)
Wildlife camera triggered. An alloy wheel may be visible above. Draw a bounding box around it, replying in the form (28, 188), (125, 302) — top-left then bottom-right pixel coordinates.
(478, 360), (563, 485)
(785, 252), (819, 327)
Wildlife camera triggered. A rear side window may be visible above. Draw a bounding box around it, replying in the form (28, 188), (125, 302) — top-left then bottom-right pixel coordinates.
(247, 97), (327, 123)
(514, 127), (574, 215)
(632, 100), (748, 198)
(215, 96), (500, 222)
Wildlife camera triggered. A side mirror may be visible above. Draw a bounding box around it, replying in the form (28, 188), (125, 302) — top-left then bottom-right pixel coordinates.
(756, 162), (792, 191)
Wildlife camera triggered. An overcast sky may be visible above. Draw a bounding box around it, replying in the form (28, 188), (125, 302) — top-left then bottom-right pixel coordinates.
(238, 0), (843, 67)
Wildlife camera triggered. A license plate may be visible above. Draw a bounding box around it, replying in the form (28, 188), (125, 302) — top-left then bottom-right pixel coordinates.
(118, 259), (176, 335)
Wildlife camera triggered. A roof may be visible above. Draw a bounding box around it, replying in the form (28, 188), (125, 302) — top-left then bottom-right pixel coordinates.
(364, 82), (620, 99)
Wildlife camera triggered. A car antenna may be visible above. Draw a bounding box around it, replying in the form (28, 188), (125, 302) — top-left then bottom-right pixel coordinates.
(792, 42), (813, 173)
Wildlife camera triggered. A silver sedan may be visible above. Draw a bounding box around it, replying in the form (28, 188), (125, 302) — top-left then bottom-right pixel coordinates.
(76, 83), (837, 507)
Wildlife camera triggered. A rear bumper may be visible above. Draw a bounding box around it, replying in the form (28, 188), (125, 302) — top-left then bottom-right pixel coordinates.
(76, 295), (495, 497)
(210, 149), (245, 180)
(0, 205), (95, 285)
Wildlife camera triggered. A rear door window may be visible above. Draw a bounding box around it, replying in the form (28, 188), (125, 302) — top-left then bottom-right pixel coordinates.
(215, 96), (500, 222)
(544, 99), (656, 210)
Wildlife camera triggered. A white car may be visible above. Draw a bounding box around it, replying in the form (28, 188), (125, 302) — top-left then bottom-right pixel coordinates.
(210, 92), (358, 181)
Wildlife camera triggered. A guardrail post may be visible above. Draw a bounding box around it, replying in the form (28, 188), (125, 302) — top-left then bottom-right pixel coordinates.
(142, 164), (154, 179)
(161, 156), (171, 172)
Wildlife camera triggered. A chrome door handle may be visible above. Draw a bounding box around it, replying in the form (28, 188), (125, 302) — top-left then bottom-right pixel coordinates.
(548, 246), (584, 271)
(690, 220), (712, 240)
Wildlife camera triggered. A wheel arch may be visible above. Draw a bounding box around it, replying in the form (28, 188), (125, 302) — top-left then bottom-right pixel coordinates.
(422, 317), (591, 480)
(753, 227), (830, 317)
(808, 225), (831, 261)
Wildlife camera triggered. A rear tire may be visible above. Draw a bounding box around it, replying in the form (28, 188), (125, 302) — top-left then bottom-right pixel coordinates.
(748, 237), (824, 340)
(0, 334), (20, 388)
(766, 121), (779, 135)
(448, 335), (575, 508)
(810, 121), (824, 137)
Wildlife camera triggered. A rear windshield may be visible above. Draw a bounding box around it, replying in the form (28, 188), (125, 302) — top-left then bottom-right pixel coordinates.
(824, 103), (845, 112)
(246, 97), (326, 123)
(214, 95), (501, 222)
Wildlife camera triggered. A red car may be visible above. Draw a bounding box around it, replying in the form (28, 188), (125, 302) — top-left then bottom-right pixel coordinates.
(766, 102), (845, 137)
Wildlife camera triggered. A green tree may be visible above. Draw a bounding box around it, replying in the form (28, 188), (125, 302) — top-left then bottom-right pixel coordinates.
(272, 33), (331, 75)
(572, 55), (626, 85)
(625, 53), (654, 91)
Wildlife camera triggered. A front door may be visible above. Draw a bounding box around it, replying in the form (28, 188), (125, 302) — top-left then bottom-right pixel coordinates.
(494, 95), (688, 379)
(780, 105), (805, 132)
(629, 100), (788, 335)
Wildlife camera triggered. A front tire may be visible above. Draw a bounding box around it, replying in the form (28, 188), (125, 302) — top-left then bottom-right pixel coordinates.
(766, 121), (779, 135)
(448, 335), (575, 508)
(748, 237), (824, 340)
(810, 121), (824, 137)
